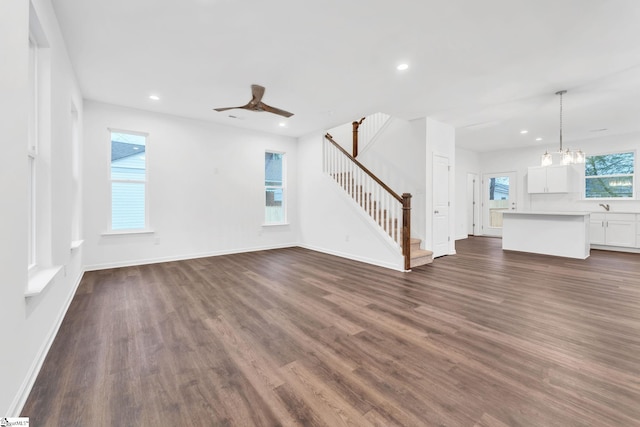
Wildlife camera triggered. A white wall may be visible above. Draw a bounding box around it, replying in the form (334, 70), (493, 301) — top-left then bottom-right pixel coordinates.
(473, 132), (640, 232)
(83, 101), (298, 270)
(297, 132), (404, 270)
(454, 148), (481, 239)
(357, 117), (427, 245)
(0, 0), (84, 416)
(425, 117), (456, 255)
(326, 121), (352, 153)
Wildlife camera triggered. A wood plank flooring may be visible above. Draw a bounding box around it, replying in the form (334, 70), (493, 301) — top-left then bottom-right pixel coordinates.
(22, 237), (640, 426)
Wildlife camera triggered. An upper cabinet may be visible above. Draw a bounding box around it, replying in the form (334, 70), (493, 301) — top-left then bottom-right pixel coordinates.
(528, 165), (573, 193)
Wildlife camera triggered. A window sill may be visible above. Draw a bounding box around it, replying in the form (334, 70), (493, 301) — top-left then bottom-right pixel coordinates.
(583, 198), (637, 201)
(262, 222), (290, 227)
(70, 239), (84, 251)
(26, 265), (62, 298)
(101, 229), (155, 236)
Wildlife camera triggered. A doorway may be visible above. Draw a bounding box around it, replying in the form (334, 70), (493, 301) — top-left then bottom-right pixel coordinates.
(432, 155), (450, 257)
(482, 172), (517, 237)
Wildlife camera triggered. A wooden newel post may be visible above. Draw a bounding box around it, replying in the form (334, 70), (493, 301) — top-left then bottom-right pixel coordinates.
(352, 117), (365, 158)
(402, 193), (412, 271)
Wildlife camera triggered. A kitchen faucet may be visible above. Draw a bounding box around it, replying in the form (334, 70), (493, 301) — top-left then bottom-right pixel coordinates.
(599, 203), (610, 211)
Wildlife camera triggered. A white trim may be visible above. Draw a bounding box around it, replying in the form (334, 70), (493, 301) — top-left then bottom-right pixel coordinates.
(261, 222), (290, 227)
(107, 127), (149, 137)
(70, 239), (84, 251)
(591, 244), (640, 254)
(83, 243), (298, 271)
(10, 270), (85, 416)
(101, 229), (155, 236)
(25, 265), (62, 297)
(298, 243), (406, 272)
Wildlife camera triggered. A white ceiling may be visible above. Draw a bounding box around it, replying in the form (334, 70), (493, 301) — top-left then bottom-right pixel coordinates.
(51, 0), (640, 152)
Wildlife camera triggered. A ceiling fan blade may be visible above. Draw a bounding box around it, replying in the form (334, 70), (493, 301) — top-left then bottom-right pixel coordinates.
(214, 106), (241, 112)
(214, 100), (256, 112)
(260, 102), (294, 118)
(214, 85), (293, 117)
(251, 84), (265, 104)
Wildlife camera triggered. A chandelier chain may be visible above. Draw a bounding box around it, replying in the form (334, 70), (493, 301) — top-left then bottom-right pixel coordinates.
(542, 90), (583, 166)
(558, 90), (564, 152)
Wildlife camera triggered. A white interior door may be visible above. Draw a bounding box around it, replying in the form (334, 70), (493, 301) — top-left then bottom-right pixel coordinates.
(432, 155), (449, 257)
(482, 172), (517, 237)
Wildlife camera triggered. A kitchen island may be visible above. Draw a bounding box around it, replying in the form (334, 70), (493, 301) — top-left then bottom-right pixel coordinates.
(502, 211), (591, 259)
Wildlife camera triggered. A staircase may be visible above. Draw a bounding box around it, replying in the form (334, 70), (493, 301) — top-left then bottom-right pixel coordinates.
(360, 193), (432, 268)
(324, 133), (432, 270)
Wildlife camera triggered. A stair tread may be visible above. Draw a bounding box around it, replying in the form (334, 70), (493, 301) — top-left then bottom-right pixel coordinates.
(410, 238), (421, 244)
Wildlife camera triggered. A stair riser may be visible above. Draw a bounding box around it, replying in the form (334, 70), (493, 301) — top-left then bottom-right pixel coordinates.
(410, 256), (433, 268)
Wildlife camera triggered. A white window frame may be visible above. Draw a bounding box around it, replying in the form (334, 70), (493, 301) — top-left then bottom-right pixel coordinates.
(108, 128), (151, 233)
(27, 155), (36, 269)
(584, 150), (636, 200)
(264, 150), (287, 225)
(70, 102), (82, 243)
(27, 35), (38, 270)
(26, 3), (63, 298)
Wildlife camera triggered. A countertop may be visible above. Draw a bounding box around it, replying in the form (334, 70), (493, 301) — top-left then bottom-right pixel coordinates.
(503, 211), (591, 216)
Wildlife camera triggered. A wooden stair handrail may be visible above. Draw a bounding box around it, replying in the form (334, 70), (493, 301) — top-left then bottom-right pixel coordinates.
(325, 132), (412, 271)
(352, 117), (365, 158)
(325, 133), (402, 203)
(402, 193), (411, 271)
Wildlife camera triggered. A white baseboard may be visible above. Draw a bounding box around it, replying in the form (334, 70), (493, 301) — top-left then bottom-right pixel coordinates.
(9, 270), (85, 417)
(84, 243), (298, 271)
(298, 243), (405, 272)
(590, 244), (640, 254)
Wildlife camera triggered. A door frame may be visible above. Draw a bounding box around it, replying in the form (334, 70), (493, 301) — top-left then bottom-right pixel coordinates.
(482, 171), (517, 237)
(467, 173), (479, 236)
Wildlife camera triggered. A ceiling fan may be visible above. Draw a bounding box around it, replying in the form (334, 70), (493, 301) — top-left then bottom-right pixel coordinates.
(214, 84), (294, 118)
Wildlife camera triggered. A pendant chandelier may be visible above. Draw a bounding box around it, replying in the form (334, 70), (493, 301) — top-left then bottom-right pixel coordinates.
(541, 90), (585, 166)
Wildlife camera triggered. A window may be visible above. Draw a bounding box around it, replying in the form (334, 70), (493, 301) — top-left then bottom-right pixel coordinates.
(26, 2), (58, 295)
(110, 131), (148, 230)
(585, 152), (635, 199)
(27, 155), (36, 268)
(265, 151), (285, 224)
(27, 36), (38, 268)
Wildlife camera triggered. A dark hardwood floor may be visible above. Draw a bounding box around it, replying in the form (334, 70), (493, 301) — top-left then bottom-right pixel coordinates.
(22, 237), (640, 426)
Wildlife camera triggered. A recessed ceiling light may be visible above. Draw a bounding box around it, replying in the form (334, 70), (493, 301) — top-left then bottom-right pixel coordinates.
(536, 137), (542, 141)
(279, 122), (286, 127)
(397, 63), (409, 71)
(149, 95), (160, 101)
(520, 130), (528, 134)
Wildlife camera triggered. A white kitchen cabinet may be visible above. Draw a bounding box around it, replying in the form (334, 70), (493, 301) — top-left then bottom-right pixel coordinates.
(527, 165), (571, 193)
(590, 213), (636, 247)
(503, 211), (590, 259)
(590, 213), (606, 245)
